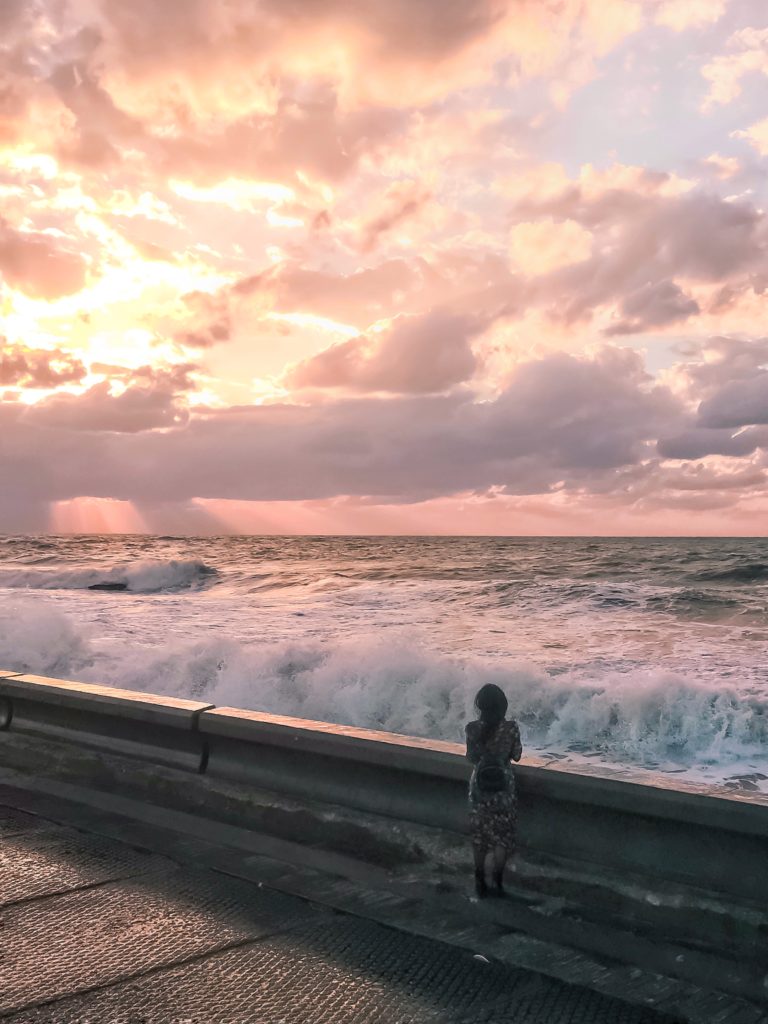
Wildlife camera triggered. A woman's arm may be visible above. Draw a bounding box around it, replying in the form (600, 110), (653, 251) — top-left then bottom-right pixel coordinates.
(465, 723), (483, 764)
(509, 720), (522, 762)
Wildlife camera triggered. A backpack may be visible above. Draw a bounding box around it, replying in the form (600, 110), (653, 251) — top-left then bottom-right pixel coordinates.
(476, 756), (509, 794)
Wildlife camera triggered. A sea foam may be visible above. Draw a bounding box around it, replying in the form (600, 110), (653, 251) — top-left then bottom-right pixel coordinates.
(0, 599), (765, 773)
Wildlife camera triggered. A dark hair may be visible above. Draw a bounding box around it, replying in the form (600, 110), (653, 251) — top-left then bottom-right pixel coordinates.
(474, 683), (508, 743)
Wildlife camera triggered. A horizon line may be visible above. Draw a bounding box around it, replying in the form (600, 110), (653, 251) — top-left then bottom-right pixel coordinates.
(2, 532), (767, 540)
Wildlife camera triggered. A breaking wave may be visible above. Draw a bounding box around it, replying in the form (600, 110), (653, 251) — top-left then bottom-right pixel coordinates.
(0, 559), (217, 594)
(0, 600), (765, 771)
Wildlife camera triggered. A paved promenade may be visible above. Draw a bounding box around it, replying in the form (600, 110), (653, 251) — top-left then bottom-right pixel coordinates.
(1, 777), (764, 1024)
(0, 781), (687, 1024)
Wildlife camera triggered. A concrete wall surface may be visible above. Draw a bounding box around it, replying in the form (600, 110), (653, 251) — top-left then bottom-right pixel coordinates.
(0, 671), (213, 771)
(200, 705), (768, 905)
(2, 671), (767, 907)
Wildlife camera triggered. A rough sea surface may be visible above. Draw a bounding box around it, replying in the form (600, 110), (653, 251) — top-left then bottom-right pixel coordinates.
(0, 535), (766, 792)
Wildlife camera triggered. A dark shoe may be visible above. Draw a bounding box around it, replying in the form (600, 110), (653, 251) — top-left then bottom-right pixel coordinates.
(492, 869), (506, 897)
(474, 869), (488, 899)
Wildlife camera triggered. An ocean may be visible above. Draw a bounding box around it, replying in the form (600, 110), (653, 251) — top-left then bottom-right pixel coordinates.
(0, 535), (766, 791)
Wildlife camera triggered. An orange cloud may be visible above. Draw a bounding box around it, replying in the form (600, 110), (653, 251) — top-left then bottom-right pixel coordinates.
(655, 0), (726, 31)
(286, 310), (482, 394)
(702, 27), (768, 110)
(0, 0), (767, 533)
(509, 218), (593, 274)
(0, 219), (88, 299)
(736, 116), (768, 155)
(0, 343), (86, 388)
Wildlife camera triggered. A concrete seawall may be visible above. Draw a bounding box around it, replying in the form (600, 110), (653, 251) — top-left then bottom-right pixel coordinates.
(1, 669), (767, 1005)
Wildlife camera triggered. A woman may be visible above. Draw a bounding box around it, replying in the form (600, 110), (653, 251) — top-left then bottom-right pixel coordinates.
(465, 683), (522, 898)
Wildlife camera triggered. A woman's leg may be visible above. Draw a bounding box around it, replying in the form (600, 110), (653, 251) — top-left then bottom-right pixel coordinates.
(473, 845), (488, 897)
(491, 844), (508, 894)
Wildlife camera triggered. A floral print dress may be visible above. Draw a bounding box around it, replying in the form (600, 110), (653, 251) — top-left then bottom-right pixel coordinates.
(465, 718), (522, 852)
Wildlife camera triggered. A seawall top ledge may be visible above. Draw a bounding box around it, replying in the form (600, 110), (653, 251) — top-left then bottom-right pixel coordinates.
(0, 673), (213, 726)
(200, 706), (468, 778)
(515, 758), (768, 835)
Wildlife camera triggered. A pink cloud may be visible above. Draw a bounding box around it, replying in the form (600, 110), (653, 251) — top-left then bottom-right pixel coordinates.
(217, 248), (520, 340)
(655, 0), (726, 32)
(356, 180), (433, 253)
(657, 425), (768, 459)
(673, 336), (768, 394)
(24, 377), (190, 433)
(5, 336), (768, 531)
(0, 219), (88, 299)
(286, 310), (481, 394)
(701, 26), (768, 110)
(0, 343), (86, 388)
(604, 280), (700, 335)
(697, 373), (768, 427)
(1, 0), (767, 533)
(523, 190), (767, 328)
(1, 346), (679, 512)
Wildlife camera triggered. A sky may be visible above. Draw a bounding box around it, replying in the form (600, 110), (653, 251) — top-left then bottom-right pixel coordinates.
(1, 0), (768, 535)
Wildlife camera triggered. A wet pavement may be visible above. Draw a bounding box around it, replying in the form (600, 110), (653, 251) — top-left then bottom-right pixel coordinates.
(0, 790), (686, 1024)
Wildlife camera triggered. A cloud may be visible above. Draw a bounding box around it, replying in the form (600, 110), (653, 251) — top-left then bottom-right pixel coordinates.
(92, 0), (511, 110)
(229, 260), (419, 329)
(22, 378), (190, 433)
(177, 318), (231, 350)
(0, 346), (680, 515)
(0, 3), (414, 185)
(604, 280), (699, 335)
(551, 192), (761, 280)
(0, 63), (37, 147)
(213, 166), (768, 347)
(667, 335), (768, 397)
(524, 189), (767, 327)
(655, 462), (766, 492)
(697, 373), (768, 428)
(211, 248), (521, 339)
(656, 337), (768, 458)
(654, 0), (726, 32)
(0, 0), (650, 198)
(657, 426), (768, 459)
(488, 346), (677, 474)
(2, 1), (767, 531)
(89, 0), (636, 118)
(0, 343), (86, 388)
(356, 180), (432, 253)
(736, 116), (768, 156)
(174, 288), (232, 346)
(47, 52), (143, 169)
(286, 310), (482, 394)
(699, 153), (743, 180)
(0, 0), (26, 33)
(701, 27), (768, 110)
(20, 1), (507, 192)
(0, 219), (88, 299)
(504, 161), (693, 213)
(127, 361), (200, 392)
(509, 218), (593, 274)
(155, 96), (410, 188)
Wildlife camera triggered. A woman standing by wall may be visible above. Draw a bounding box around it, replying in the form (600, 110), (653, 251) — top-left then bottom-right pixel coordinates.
(465, 683), (523, 898)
